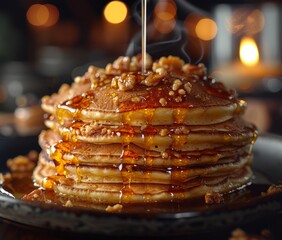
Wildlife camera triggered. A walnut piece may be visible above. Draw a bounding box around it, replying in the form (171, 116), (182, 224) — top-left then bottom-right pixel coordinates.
(184, 82), (192, 94)
(205, 192), (224, 205)
(153, 56), (184, 72)
(112, 74), (136, 91)
(263, 184), (282, 196)
(183, 63), (206, 76)
(172, 79), (182, 91)
(106, 55), (152, 74)
(64, 199), (74, 207)
(7, 152), (37, 172)
(143, 72), (164, 87)
(106, 204), (123, 212)
(159, 98), (167, 106)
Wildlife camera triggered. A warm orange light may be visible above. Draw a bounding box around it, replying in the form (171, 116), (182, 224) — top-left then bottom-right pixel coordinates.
(44, 4), (59, 27)
(104, 1), (128, 24)
(239, 37), (259, 66)
(26, 4), (49, 26)
(153, 0), (176, 34)
(154, 0), (177, 21)
(153, 16), (176, 34)
(26, 4), (59, 27)
(195, 18), (218, 41)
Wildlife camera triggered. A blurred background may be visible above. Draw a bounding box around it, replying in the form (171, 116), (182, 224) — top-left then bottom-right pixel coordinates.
(0, 0), (282, 140)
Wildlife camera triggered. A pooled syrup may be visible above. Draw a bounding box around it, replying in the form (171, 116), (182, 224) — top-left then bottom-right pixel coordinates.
(1, 167), (281, 215)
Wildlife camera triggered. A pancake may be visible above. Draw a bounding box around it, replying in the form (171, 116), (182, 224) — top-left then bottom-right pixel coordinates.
(42, 57), (246, 126)
(42, 166), (252, 204)
(30, 55), (257, 206)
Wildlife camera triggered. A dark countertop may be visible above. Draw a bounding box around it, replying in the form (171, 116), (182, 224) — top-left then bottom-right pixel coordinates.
(0, 213), (281, 240)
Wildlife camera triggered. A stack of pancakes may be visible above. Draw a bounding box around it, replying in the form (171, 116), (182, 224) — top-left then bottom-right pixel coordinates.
(33, 55), (257, 204)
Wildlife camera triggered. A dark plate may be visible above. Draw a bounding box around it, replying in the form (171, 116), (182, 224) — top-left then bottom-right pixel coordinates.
(0, 134), (281, 237)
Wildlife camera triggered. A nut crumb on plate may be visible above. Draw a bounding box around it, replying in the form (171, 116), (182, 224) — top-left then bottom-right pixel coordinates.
(106, 204), (123, 212)
(205, 192), (224, 205)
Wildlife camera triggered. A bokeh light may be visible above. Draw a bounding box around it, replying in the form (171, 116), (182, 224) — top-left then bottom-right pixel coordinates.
(44, 4), (59, 27)
(26, 4), (49, 27)
(153, 17), (176, 34)
(153, 0), (177, 34)
(239, 37), (259, 66)
(26, 4), (59, 27)
(195, 18), (218, 41)
(154, 0), (177, 21)
(104, 1), (128, 24)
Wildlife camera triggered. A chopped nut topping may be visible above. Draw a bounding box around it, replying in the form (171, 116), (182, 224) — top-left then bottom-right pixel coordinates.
(154, 56), (184, 72)
(175, 96), (182, 102)
(131, 54), (152, 70)
(160, 128), (169, 137)
(111, 77), (118, 89)
(22, 189), (42, 201)
(262, 184), (282, 196)
(105, 63), (119, 75)
(159, 98), (167, 106)
(101, 128), (107, 134)
(169, 91), (175, 96)
(184, 82), (192, 94)
(161, 152), (169, 158)
(154, 67), (167, 75)
(64, 199), (73, 207)
(91, 82), (98, 89)
(7, 154), (36, 172)
(174, 126), (190, 134)
(106, 204), (123, 212)
(106, 55), (152, 73)
(113, 56), (130, 70)
(92, 122), (99, 129)
(143, 72), (164, 87)
(172, 79), (182, 91)
(107, 129), (112, 135)
(178, 89), (186, 95)
(74, 76), (82, 83)
(113, 96), (119, 106)
(88, 65), (97, 73)
(205, 192), (224, 205)
(111, 74), (136, 91)
(33, 193), (39, 198)
(81, 125), (92, 136)
(131, 96), (141, 103)
(183, 63), (206, 76)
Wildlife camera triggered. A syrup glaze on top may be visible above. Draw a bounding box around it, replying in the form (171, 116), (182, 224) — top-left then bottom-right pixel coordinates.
(56, 67), (239, 116)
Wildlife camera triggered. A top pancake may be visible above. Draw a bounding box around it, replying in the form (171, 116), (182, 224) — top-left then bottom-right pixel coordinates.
(42, 56), (246, 126)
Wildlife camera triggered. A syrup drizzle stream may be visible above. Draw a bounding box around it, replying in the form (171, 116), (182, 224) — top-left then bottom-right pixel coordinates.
(141, 0), (147, 74)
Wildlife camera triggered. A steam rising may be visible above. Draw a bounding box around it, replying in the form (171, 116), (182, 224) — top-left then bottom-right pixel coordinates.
(126, 0), (207, 64)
